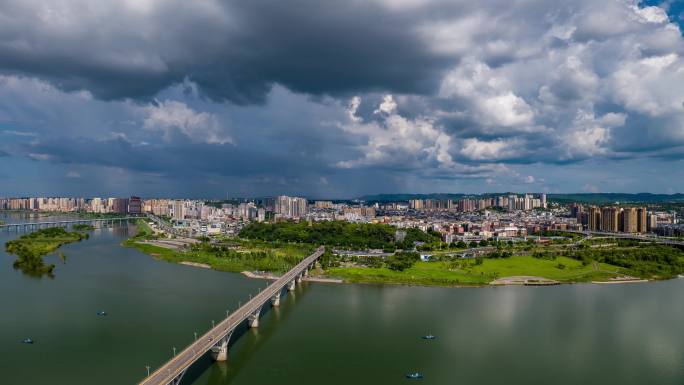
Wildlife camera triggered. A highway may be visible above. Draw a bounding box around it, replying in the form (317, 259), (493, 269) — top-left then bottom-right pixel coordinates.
(139, 246), (325, 385)
(558, 229), (684, 246)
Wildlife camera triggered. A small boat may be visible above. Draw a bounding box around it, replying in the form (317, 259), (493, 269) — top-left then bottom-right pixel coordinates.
(421, 334), (436, 340)
(405, 372), (423, 379)
(96, 310), (107, 316)
(22, 338), (34, 344)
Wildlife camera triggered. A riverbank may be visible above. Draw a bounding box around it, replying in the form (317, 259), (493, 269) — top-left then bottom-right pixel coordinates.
(180, 261), (211, 269)
(124, 219), (315, 274)
(125, 220), (684, 288)
(242, 270), (343, 283)
(323, 256), (625, 286)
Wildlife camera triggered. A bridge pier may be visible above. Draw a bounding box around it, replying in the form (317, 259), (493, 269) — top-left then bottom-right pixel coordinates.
(271, 292), (281, 307)
(296, 273), (303, 284)
(287, 280), (296, 291)
(210, 331), (233, 361)
(248, 310), (260, 328)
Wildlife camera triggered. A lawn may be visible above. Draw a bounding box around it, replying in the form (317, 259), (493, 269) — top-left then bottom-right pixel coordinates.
(326, 256), (624, 286)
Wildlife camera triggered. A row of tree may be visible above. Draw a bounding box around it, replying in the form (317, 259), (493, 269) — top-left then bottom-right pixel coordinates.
(239, 221), (440, 250)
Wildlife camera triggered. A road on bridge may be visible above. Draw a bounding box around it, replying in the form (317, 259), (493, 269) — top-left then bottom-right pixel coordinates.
(558, 229), (684, 246)
(139, 246), (325, 385)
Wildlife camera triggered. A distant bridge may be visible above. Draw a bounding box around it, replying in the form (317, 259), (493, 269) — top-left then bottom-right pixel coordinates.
(0, 216), (140, 232)
(557, 229), (684, 246)
(139, 246), (325, 385)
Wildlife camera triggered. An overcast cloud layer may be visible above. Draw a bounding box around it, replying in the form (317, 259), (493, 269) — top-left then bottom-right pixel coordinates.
(1, 0), (683, 198)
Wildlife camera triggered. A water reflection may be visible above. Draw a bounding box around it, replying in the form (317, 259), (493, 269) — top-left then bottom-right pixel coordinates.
(2, 211), (683, 385)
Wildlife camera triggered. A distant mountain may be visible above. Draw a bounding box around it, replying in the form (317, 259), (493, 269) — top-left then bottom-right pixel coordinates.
(357, 193), (465, 202)
(547, 193), (684, 204)
(357, 192), (684, 204)
(356, 193), (516, 202)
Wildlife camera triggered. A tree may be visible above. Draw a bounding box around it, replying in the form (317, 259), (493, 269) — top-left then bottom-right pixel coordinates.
(386, 252), (420, 271)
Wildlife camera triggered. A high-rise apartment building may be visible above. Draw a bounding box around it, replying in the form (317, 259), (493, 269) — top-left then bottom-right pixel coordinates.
(622, 208), (638, 233)
(171, 200), (185, 220)
(601, 207), (620, 232)
(128, 196), (142, 215)
(275, 195), (308, 219)
(314, 201), (333, 209)
(588, 206), (602, 231)
(508, 195), (516, 211)
(111, 198), (129, 214)
(637, 208), (647, 233)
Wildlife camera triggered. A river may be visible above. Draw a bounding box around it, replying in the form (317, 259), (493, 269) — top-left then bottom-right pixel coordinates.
(1, 212), (683, 384)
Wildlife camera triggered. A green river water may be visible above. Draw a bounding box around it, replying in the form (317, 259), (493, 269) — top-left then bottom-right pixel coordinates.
(1, 212), (683, 385)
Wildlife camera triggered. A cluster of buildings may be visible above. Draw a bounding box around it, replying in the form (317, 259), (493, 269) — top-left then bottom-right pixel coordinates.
(569, 203), (677, 235)
(274, 195), (308, 219)
(2, 193), (682, 242)
(408, 194), (547, 212)
(570, 204), (655, 233)
(0, 197), (142, 214)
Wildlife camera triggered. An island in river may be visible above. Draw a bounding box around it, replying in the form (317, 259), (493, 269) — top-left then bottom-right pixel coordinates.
(125, 219), (684, 287)
(4, 227), (90, 277)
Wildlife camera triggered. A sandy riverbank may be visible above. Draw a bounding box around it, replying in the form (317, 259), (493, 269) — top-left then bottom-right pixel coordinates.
(490, 276), (560, 286)
(180, 261), (211, 269)
(241, 271), (342, 283)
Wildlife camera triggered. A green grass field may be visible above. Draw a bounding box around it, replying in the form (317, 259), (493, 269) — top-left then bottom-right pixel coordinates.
(128, 241), (313, 273)
(326, 256), (624, 286)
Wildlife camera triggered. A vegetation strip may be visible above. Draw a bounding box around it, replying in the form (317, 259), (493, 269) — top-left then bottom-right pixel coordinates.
(126, 219), (684, 287)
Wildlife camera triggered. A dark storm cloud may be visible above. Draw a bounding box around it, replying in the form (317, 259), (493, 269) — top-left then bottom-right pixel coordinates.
(25, 137), (332, 178)
(0, 0), (455, 103)
(1, 0), (684, 196)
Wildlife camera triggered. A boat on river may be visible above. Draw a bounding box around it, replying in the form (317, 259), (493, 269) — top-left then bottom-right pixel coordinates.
(22, 338), (34, 344)
(405, 372), (423, 379)
(97, 310), (107, 316)
(421, 334), (435, 340)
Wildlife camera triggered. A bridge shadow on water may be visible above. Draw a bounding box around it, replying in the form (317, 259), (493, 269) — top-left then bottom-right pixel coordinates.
(180, 281), (313, 385)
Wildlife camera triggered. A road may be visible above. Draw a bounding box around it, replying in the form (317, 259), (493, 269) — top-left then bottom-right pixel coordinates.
(558, 229), (684, 246)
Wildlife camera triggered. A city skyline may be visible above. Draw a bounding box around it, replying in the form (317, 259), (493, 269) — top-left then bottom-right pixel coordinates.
(1, 1), (684, 198)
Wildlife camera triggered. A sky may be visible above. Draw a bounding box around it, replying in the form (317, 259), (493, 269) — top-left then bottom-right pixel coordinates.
(0, 0), (684, 199)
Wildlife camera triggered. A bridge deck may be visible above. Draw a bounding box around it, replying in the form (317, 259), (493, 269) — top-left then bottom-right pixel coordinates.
(139, 246), (325, 385)
(557, 230), (684, 246)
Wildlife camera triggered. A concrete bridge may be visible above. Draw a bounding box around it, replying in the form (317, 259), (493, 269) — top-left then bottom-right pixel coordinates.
(139, 246), (326, 385)
(0, 216), (140, 232)
(557, 229), (684, 246)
